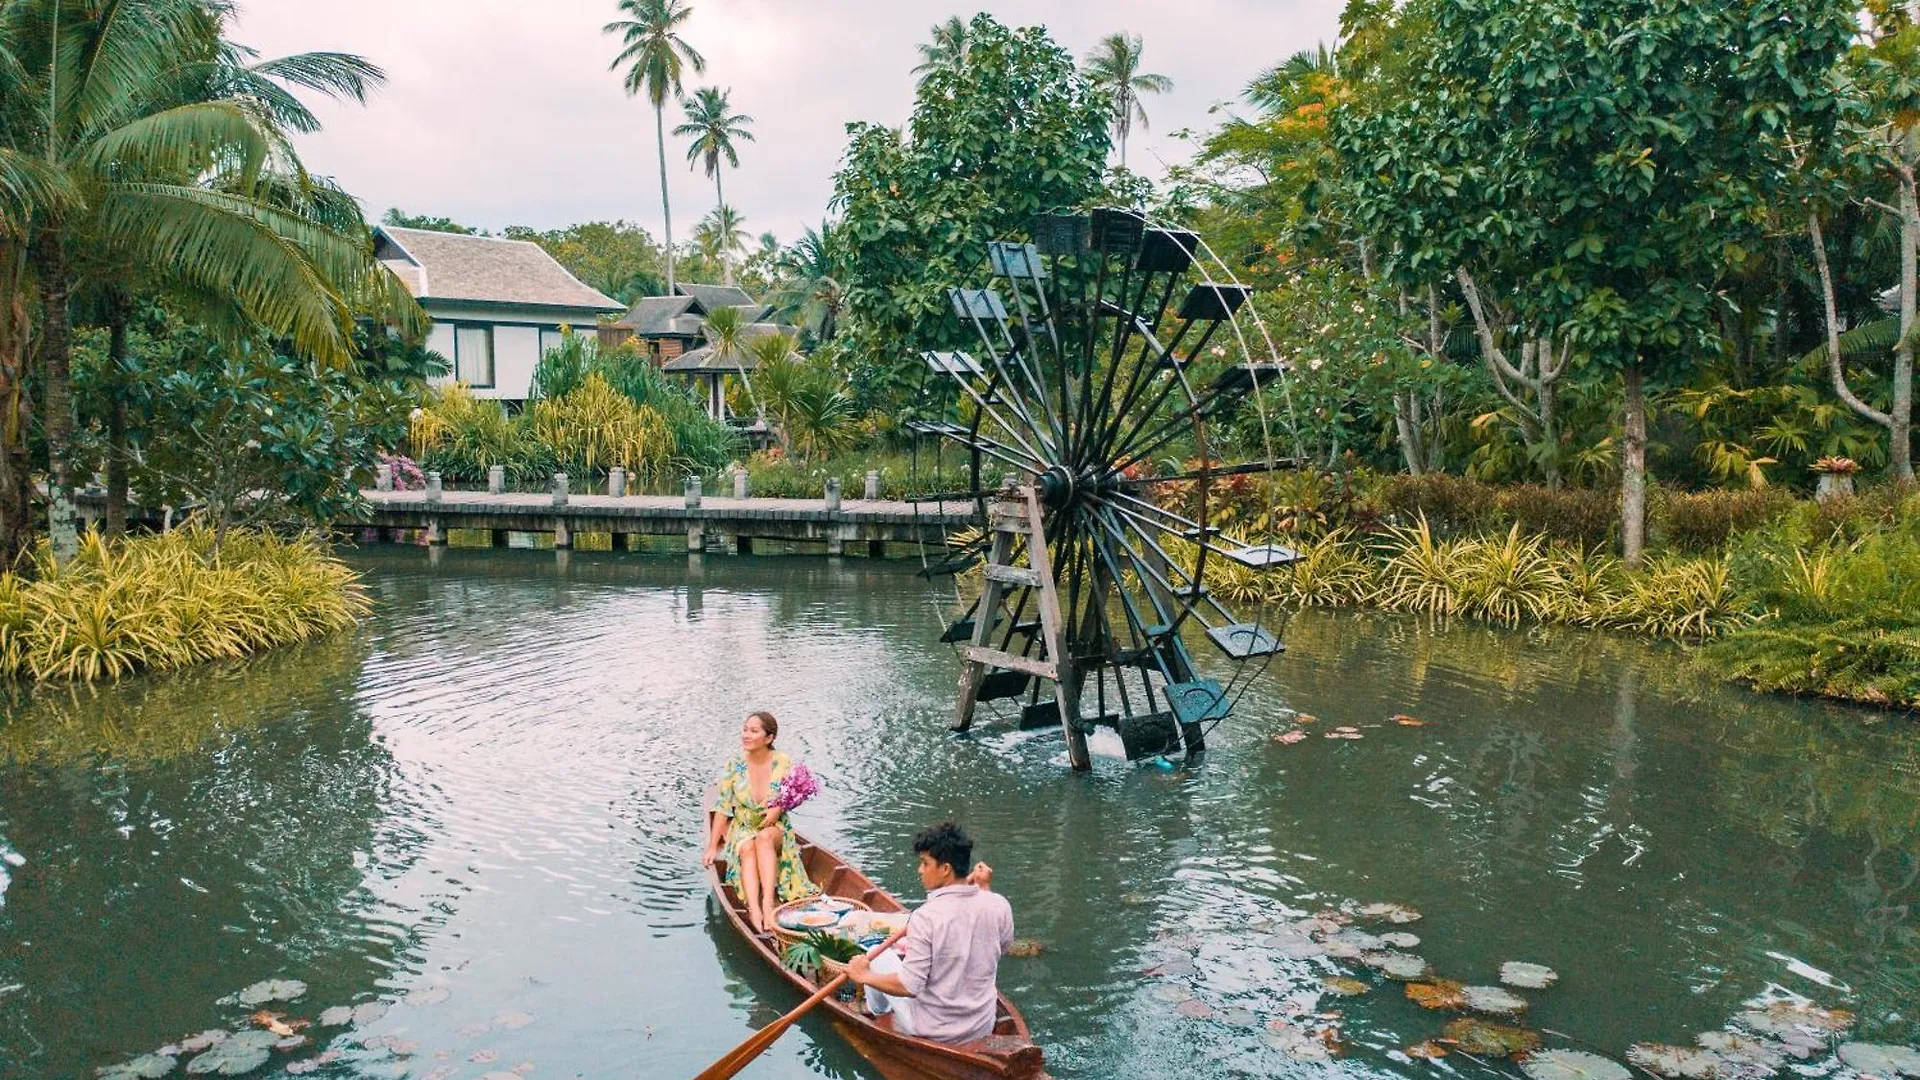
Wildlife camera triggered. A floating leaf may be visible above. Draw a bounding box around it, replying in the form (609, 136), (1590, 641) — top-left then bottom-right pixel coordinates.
(1444, 1018), (1542, 1057)
(1519, 1049), (1632, 1080)
(1628, 1043), (1727, 1079)
(316, 1007), (353, 1028)
(1221, 1007), (1258, 1028)
(1408, 980), (1468, 1010)
(1151, 982), (1195, 1004)
(234, 980), (306, 1008)
(1321, 976), (1370, 997)
(1263, 933), (1327, 959)
(1265, 1022), (1334, 1062)
(1334, 930), (1386, 951)
(492, 1011), (534, 1030)
(273, 1037), (308, 1052)
(1362, 951), (1433, 981)
(1323, 940), (1364, 960)
(1742, 1002), (1854, 1036)
(184, 1043), (270, 1077)
(1408, 1041), (1449, 1060)
(407, 985), (452, 1007)
(1356, 903), (1422, 924)
(1274, 730), (1309, 745)
(284, 1064), (318, 1077)
(1295, 714), (1319, 724)
(1174, 998), (1217, 1020)
(1007, 938), (1046, 958)
(1696, 1032), (1785, 1071)
(96, 1053), (178, 1079)
(1325, 730), (1363, 740)
(1500, 962), (1559, 990)
(1146, 958), (1196, 977)
(1380, 932), (1421, 949)
(247, 1012), (295, 1038)
(349, 1002), (390, 1026)
(470, 1049), (500, 1064)
(456, 1022), (491, 1038)
(1464, 985), (1529, 1016)
(422, 1070), (458, 1080)
(1837, 1044), (1920, 1077)
(179, 1033), (227, 1054)
(1393, 714), (1427, 726)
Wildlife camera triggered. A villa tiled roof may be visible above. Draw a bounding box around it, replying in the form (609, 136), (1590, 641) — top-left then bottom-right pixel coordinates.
(618, 295), (699, 334)
(676, 283), (755, 309)
(375, 227), (622, 312)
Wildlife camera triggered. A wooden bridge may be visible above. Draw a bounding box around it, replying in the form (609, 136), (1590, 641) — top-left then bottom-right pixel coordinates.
(352, 488), (974, 556)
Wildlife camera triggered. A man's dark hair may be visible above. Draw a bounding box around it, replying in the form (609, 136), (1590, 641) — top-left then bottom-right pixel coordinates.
(913, 821), (973, 878)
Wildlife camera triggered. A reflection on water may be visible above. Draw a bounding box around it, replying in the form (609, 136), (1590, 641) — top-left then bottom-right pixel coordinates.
(0, 547), (1915, 1079)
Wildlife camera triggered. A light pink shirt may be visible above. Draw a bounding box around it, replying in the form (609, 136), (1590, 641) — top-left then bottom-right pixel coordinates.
(895, 883), (1014, 1044)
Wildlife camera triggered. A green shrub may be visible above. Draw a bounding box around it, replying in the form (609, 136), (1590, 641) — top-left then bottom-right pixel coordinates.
(1653, 486), (1796, 553)
(1492, 485), (1617, 548)
(1367, 473), (1499, 537)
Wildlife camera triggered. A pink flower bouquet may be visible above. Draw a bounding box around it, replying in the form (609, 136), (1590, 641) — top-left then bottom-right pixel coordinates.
(768, 763), (820, 813)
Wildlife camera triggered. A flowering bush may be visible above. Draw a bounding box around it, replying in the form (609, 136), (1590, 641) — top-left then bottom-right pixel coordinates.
(769, 763), (821, 813)
(379, 452), (426, 491)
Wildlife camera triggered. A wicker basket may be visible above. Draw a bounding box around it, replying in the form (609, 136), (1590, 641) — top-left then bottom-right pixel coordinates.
(771, 896), (872, 947)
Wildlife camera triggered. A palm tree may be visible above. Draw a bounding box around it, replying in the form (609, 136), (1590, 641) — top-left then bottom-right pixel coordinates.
(0, 0), (418, 564)
(606, 0), (705, 295)
(694, 205), (747, 284)
(700, 302), (762, 421)
(913, 16), (972, 80)
(1083, 32), (1173, 169)
(673, 86), (752, 284)
(772, 223), (843, 343)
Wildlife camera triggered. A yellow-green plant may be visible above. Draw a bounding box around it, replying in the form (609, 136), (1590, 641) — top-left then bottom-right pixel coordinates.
(0, 527), (368, 683)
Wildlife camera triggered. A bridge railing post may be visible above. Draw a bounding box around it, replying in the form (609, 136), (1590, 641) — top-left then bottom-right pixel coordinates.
(733, 467), (748, 500)
(488, 464), (505, 495)
(825, 477), (842, 512)
(552, 473), (569, 508)
(608, 466), (627, 498)
(425, 472), (442, 504)
(685, 475), (702, 509)
(864, 470), (879, 500)
(375, 462), (394, 492)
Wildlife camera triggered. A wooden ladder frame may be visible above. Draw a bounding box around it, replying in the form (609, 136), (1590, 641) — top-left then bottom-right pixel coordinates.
(951, 485), (1092, 771)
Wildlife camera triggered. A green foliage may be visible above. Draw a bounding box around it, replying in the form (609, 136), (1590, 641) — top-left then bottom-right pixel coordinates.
(503, 220), (665, 304)
(0, 527), (367, 683)
(831, 13), (1110, 384)
(1367, 473), (1616, 548)
(1653, 488), (1798, 554)
(381, 209), (482, 234)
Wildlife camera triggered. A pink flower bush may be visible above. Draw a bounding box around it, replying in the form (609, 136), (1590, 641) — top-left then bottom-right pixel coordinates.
(380, 452), (426, 491)
(769, 763), (820, 813)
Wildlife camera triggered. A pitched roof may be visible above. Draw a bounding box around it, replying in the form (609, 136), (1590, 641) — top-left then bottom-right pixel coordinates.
(661, 323), (789, 372)
(617, 295), (698, 334)
(375, 227), (623, 312)
(676, 282), (755, 309)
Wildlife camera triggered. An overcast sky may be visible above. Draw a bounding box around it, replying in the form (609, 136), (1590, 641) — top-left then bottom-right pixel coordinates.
(230, 1), (1343, 245)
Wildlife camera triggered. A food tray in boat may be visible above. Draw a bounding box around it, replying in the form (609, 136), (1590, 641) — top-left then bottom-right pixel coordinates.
(772, 895), (871, 944)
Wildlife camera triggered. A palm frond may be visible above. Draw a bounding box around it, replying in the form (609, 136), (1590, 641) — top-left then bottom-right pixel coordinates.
(78, 100), (268, 183)
(1799, 316), (1920, 366)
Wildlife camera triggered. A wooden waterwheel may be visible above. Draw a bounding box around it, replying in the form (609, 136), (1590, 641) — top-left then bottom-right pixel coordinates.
(913, 208), (1300, 771)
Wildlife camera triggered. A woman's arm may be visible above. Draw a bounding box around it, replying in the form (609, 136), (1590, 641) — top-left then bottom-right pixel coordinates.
(703, 809), (727, 865)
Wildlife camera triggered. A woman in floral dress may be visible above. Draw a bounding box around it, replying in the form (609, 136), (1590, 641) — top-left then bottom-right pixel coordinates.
(702, 711), (818, 931)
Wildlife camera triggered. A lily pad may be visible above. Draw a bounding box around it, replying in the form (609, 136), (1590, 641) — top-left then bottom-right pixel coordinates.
(1174, 998), (1217, 1020)
(1464, 985), (1529, 1016)
(1333, 930), (1386, 951)
(1444, 1018), (1543, 1057)
(1274, 730), (1309, 745)
(1501, 962), (1559, 990)
(1362, 951), (1433, 980)
(316, 1007), (353, 1028)
(1221, 1007), (1258, 1028)
(225, 1032), (279, 1052)
(1356, 902), (1422, 924)
(349, 1002), (390, 1026)
(1743, 1003), (1854, 1037)
(1146, 958), (1196, 978)
(492, 1010), (534, 1030)
(406, 985), (452, 1006)
(1628, 1043), (1728, 1080)
(1408, 1041), (1449, 1060)
(273, 1037), (308, 1052)
(1263, 933), (1327, 959)
(96, 1053), (178, 1079)
(184, 1043), (270, 1077)
(234, 980), (306, 1008)
(1837, 1043), (1920, 1077)
(1380, 932), (1421, 949)
(1321, 976), (1370, 997)
(1407, 980), (1468, 1010)
(1322, 940), (1364, 960)
(1519, 1049), (1632, 1080)
(1007, 938), (1046, 958)
(1151, 982), (1195, 1004)
(178, 1033), (228, 1054)
(1697, 1032), (1785, 1071)
(1264, 1022), (1334, 1062)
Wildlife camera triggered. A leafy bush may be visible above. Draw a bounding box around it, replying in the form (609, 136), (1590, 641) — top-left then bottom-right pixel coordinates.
(1491, 485), (1617, 548)
(0, 528), (367, 682)
(1366, 473), (1499, 537)
(1653, 486), (1796, 553)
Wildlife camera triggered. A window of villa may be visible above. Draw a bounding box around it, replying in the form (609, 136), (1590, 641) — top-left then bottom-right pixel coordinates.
(539, 327), (566, 358)
(455, 325), (494, 388)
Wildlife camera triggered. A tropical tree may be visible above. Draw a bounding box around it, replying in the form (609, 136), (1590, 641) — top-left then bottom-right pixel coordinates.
(694, 205), (746, 283)
(772, 222), (843, 343)
(0, 0), (419, 565)
(700, 302), (761, 420)
(606, 0), (705, 295)
(913, 16), (972, 80)
(1083, 31), (1172, 169)
(674, 86), (753, 284)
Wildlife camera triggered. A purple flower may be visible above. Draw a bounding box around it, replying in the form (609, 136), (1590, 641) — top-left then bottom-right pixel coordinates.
(768, 763), (820, 813)
(379, 452), (426, 491)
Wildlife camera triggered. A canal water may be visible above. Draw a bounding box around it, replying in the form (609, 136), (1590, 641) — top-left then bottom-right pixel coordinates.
(1, 549), (1915, 1080)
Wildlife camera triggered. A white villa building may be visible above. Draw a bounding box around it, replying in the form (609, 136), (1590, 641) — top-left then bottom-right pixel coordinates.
(375, 226), (624, 403)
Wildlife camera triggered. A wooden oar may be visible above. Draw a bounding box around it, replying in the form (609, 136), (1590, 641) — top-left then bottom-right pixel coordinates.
(691, 927), (908, 1080)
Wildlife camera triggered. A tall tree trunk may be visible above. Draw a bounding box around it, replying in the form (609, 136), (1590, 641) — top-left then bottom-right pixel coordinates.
(1810, 211), (1899, 472)
(715, 170), (734, 288)
(0, 245), (32, 569)
(1621, 363), (1649, 569)
(38, 234), (77, 566)
(105, 314), (129, 539)
(656, 102), (676, 295)
(1537, 367), (1562, 490)
(1894, 169), (1917, 481)
(1393, 390), (1425, 475)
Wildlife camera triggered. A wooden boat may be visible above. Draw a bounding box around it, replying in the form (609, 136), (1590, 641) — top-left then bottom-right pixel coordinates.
(706, 832), (1049, 1080)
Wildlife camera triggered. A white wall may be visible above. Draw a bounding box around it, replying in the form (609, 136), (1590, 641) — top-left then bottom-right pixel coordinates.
(422, 303), (605, 402)
(493, 325), (539, 401)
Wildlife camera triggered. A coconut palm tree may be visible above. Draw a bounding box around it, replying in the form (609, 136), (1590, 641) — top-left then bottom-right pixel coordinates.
(606, 0), (705, 295)
(700, 302), (762, 421)
(772, 222), (843, 343)
(673, 86), (752, 284)
(913, 16), (972, 80)
(1083, 32), (1173, 169)
(694, 204), (747, 284)
(0, 0), (418, 564)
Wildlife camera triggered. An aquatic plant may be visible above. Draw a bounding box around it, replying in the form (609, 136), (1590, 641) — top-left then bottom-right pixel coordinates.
(0, 528), (366, 683)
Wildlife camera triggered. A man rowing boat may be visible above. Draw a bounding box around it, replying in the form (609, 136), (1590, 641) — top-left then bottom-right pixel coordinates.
(845, 822), (1013, 1045)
